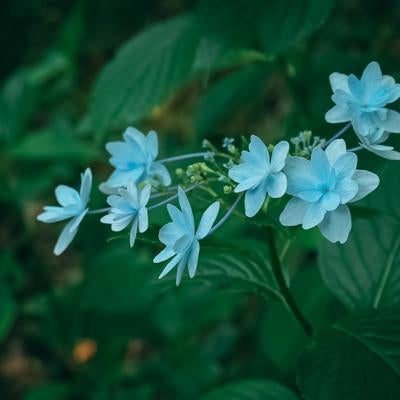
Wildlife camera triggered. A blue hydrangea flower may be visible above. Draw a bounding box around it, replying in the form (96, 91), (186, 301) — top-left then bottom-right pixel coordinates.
(153, 187), (220, 286)
(228, 135), (289, 217)
(279, 139), (379, 244)
(326, 61), (400, 138)
(37, 168), (92, 255)
(358, 128), (400, 160)
(101, 127), (171, 193)
(100, 181), (151, 247)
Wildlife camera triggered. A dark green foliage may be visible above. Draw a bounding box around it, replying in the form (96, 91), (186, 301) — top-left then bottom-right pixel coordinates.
(1, 0), (400, 399)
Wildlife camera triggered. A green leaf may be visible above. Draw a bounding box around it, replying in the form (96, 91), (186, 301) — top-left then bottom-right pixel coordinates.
(89, 14), (200, 136)
(319, 162), (400, 310)
(200, 379), (299, 400)
(195, 65), (270, 136)
(9, 129), (102, 162)
(257, 0), (337, 54)
(23, 383), (69, 400)
(152, 245), (283, 303)
(298, 308), (400, 400)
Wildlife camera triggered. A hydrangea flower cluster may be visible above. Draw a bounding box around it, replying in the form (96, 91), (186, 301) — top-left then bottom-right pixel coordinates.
(37, 61), (399, 285)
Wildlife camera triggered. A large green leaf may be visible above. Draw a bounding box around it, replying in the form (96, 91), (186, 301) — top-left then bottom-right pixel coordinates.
(89, 14), (199, 136)
(200, 379), (299, 400)
(197, 0), (336, 55)
(257, 0), (337, 54)
(319, 163), (400, 310)
(152, 245), (283, 303)
(195, 65), (270, 136)
(298, 308), (400, 400)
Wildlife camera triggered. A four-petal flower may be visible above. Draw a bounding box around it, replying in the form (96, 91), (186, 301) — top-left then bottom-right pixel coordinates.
(326, 61), (400, 138)
(279, 139), (379, 243)
(37, 168), (92, 255)
(228, 135), (289, 217)
(101, 127), (171, 193)
(101, 181), (151, 247)
(153, 187), (220, 286)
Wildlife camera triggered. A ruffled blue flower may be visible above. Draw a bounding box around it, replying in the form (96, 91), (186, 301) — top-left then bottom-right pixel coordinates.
(326, 61), (400, 138)
(153, 187), (220, 286)
(101, 127), (171, 193)
(279, 139), (379, 244)
(100, 181), (151, 247)
(228, 135), (289, 217)
(37, 168), (92, 255)
(358, 128), (400, 160)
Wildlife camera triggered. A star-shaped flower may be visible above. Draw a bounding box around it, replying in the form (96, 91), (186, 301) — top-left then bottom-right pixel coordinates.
(279, 139), (379, 243)
(326, 61), (400, 138)
(37, 168), (92, 255)
(153, 187), (220, 286)
(101, 181), (151, 247)
(101, 127), (171, 193)
(228, 135), (289, 217)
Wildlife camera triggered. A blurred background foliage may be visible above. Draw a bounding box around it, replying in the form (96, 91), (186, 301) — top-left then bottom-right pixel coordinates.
(1, 0), (400, 399)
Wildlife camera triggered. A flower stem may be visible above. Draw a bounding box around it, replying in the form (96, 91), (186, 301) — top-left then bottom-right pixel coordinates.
(266, 226), (313, 337)
(208, 193), (243, 235)
(347, 145), (363, 152)
(158, 152), (210, 163)
(323, 122), (352, 148)
(148, 185), (198, 210)
(88, 207), (110, 215)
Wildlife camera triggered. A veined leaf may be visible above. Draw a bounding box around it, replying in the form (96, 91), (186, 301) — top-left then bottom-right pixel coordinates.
(200, 379), (299, 400)
(298, 308), (400, 399)
(89, 14), (200, 136)
(319, 162), (400, 310)
(151, 246), (283, 303)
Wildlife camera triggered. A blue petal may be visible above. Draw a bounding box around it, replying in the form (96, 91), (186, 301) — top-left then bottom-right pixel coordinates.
(106, 168), (145, 188)
(196, 201), (220, 239)
(149, 162), (172, 186)
(188, 240), (200, 278)
(166, 204), (187, 230)
(279, 198), (308, 227)
(173, 234), (193, 253)
(55, 185), (81, 207)
(158, 253), (184, 279)
(348, 74), (365, 100)
(266, 172), (287, 198)
(362, 143), (400, 160)
(325, 105), (352, 123)
(303, 202), (326, 230)
(249, 135), (269, 164)
(334, 178), (359, 203)
(106, 141), (139, 169)
(361, 61), (382, 82)
(244, 184), (267, 217)
(310, 147), (331, 183)
(233, 176), (262, 193)
(53, 216), (80, 255)
(349, 170), (380, 202)
(139, 184), (152, 207)
(329, 72), (349, 92)
(158, 221), (185, 245)
(325, 139), (347, 165)
(123, 127), (147, 153)
(37, 206), (73, 223)
(176, 252), (189, 286)
(129, 217), (139, 247)
(318, 205), (351, 244)
(378, 110), (400, 133)
(138, 207), (148, 233)
(178, 187), (195, 231)
(153, 246), (175, 263)
(285, 156), (316, 196)
(80, 168), (92, 205)
(146, 130), (159, 160)
(321, 192), (340, 211)
(333, 152), (357, 180)
(270, 141), (289, 173)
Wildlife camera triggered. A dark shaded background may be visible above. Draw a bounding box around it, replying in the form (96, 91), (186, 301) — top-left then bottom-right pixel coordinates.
(0, 0), (399, 399)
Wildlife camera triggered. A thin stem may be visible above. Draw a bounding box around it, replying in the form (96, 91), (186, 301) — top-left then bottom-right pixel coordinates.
(348, 145), (363, 152)
(148, 185), (198, 210)
(208, 193), (243, 235)
(323, 122), (352, 148)
(158, 152), (209, 164)
(266, 226), (313, 337)
(88, 207), (110, 215)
